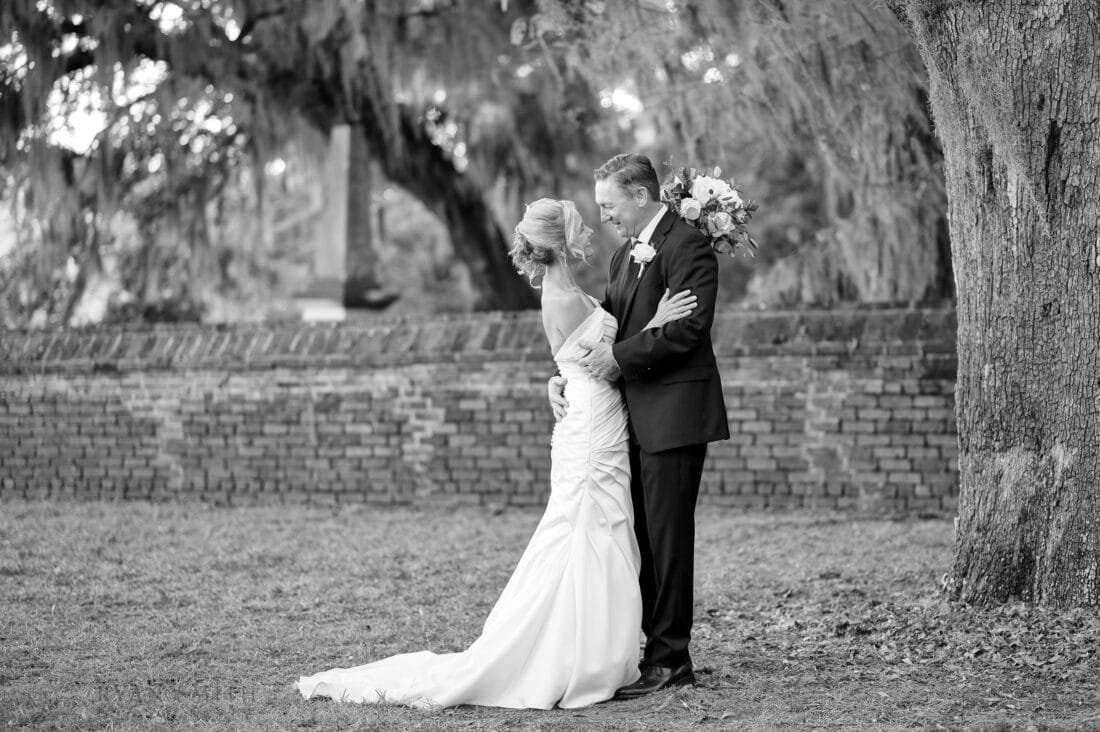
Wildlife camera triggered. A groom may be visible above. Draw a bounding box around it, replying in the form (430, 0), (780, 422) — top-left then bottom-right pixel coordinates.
(549, 153), (729, 698)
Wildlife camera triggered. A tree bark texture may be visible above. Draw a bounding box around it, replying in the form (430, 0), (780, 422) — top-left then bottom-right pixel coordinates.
(901, 0), (1100, 605)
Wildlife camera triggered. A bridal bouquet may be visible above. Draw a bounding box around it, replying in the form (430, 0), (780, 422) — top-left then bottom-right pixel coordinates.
(661, 164), (759, 258)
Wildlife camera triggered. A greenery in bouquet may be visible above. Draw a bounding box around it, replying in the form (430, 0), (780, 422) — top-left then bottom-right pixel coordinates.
(661, 164), (759, 258)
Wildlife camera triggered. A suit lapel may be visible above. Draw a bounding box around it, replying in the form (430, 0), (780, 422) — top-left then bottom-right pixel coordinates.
(620, 209), (679, 329)
(649, 208), (678, 255)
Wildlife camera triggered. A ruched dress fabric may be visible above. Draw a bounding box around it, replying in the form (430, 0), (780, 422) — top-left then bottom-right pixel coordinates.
(296, 303), (642, 709)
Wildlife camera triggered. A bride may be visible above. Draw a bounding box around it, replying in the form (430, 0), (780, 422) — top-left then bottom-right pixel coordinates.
(296, 198), (696, 710)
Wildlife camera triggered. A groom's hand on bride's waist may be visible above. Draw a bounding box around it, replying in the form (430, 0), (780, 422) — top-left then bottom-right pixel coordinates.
(548, 375), (568, 421)
(577, 341), (621, 382)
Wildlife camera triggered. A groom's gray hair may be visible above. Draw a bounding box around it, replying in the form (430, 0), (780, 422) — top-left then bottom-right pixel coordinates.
(594, 153), (660, 202)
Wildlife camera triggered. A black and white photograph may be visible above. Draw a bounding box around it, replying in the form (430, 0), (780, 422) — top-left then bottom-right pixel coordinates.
(1, 0), (1098, 729)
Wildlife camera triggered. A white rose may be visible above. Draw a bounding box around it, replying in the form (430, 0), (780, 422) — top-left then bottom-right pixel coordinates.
(691, 175), (735, 205)
(690, 175), (722, 204)
(719, 188), (743, 207)
(629, 241), (656, 264)
(679, 197), (703, 220)
(629, 240), (657, 279)
(711, 210), (735, 233)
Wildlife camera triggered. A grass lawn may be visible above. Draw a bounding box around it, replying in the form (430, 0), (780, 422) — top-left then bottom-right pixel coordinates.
(2, 501), (1098, 730)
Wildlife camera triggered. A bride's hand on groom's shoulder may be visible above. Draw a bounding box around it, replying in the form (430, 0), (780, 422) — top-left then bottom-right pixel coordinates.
(644, 288), (697, 330)
(548, 375), (568, 421)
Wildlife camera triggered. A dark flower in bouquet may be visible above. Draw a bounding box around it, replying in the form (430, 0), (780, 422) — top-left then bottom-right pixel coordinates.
(661, 164), (759, 258)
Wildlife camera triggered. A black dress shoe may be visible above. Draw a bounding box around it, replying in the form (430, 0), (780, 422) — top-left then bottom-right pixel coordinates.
(614, 662), (695, 699)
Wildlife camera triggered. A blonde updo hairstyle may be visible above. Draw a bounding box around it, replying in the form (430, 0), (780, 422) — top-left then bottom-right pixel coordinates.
(509, 198), (593, 283)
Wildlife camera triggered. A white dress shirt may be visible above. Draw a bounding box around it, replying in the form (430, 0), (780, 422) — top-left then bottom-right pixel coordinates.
(634, 205), (668, 246)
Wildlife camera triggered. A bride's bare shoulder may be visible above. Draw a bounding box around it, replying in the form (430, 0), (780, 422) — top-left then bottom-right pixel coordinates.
(541, 289), (595, 353)
(542, 289), (593, 321)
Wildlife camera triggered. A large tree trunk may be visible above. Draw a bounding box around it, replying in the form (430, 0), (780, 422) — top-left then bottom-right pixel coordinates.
(898, 0), (1100, 606)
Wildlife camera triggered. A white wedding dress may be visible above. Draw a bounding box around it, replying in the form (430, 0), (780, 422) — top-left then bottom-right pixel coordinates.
(296, 303), (642, 709)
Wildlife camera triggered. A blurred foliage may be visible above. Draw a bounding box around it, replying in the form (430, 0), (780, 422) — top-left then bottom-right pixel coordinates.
(529, 0), (951, 307)
(0, 0), (593, 325)
(1, 0), (952, 329)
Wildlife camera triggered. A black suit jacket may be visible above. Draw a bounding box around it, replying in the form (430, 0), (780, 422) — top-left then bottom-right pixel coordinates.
(602, 209), (730, 453)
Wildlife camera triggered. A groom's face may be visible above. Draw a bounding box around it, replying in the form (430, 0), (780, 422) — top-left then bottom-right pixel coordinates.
(595, 179), (643, 240)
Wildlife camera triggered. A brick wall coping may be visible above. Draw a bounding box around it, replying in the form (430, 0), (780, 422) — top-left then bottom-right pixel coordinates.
(0, 307), (956, 375)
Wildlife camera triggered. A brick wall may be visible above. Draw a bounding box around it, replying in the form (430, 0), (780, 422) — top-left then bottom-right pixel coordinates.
(0, 308), (958, 512)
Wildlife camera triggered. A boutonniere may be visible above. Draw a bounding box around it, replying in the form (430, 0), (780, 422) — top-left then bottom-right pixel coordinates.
(629, 240), (657, 279)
